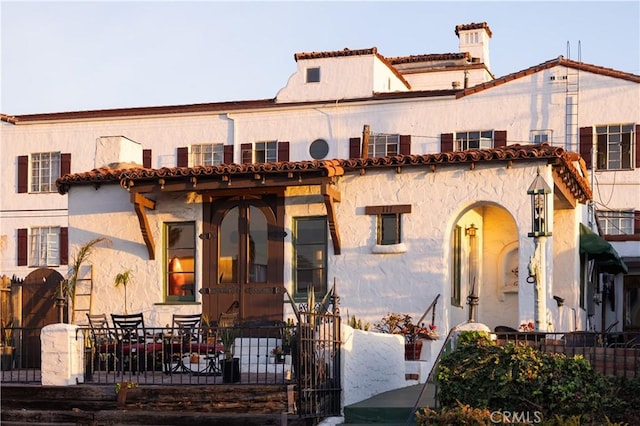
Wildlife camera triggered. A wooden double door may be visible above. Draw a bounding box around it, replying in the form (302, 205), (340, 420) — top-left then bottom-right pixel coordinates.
(201, 194), (285, 323)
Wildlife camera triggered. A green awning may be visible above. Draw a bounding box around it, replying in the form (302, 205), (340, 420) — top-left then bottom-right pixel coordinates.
(579, 224), (628, 274)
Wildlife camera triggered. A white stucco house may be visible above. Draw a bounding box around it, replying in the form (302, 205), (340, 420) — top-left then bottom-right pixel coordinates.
(1, 22), (638, 352)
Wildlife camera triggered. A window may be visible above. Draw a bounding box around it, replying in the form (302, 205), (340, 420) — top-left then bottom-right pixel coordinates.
(531, 130), (552, 144)
(452, 225), (462, 306)
(368, 133), (399, 157)
(596, 124), (634, 170)
(365, 205), (411, 246)
(191, 144), (223, 166)
(254, 141), (278, 163)
(293, 217), (327, 297)
(166, 222), (196, 302)
(597, 210), (634, 235)
(31, 152), (61, 193)
(455, 131), (493, 150)
(306, 67), (320, 83)
(29, 226), (60, 266)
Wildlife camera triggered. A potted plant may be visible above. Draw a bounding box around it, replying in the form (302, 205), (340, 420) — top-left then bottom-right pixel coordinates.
(219, 326), (240, 383)
(374, 312), (439, 360)
(114, 269), (133, 315)
(1, 318), (15, 371)
(271, 346), (285, 364)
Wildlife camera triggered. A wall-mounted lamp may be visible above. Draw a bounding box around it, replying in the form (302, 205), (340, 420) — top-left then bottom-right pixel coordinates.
(465, 223), (477, 237)
(527, 169), (552, 237)
(190, 177), (197, 188)
(158, 178), (165, 190)
(553, 295), (565, 307)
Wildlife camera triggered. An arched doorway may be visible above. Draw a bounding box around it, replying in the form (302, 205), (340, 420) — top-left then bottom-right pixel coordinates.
(451, 204), (519, 330)
(21, 268), (65, 368)
(201, 194), (285, 323)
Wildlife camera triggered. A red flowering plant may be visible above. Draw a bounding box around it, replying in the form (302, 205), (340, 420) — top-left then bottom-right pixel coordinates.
(519, 321), (535, 332)
(374, 313), (439, 343)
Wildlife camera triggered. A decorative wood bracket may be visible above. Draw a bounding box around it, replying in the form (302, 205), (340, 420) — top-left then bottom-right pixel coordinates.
(322, 183), (341, 255)
(131, 192), (156, 259)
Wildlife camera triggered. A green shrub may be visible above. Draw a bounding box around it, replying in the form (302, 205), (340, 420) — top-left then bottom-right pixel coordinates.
(436, 339), (611, 422)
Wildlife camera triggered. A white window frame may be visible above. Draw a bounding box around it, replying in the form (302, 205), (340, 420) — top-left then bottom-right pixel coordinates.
(368, 133), (399, 157)
(29, 226), (60, 267)
(596, 124), (634, 170)
(31, 152), (61, 193)
(455, 131), (493, 150)
(531, 130), (552, 144)
(190, 143), (223, 166)
(597, 210), (634, 235)
(254, 141), (277, 163)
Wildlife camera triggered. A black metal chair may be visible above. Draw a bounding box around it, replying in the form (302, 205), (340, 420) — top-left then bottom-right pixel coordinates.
(86, 313), (116, 371)
(165, 313), (202, 374)
(111, 313), (148, 373)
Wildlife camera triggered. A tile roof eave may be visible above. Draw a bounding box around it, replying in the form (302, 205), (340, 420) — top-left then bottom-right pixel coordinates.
(56, 144), (591, 203)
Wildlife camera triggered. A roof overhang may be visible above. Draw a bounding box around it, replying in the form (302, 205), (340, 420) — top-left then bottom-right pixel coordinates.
(119, 161), (344, 259)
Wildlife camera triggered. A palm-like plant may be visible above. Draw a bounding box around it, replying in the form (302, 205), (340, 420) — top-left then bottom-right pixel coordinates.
(64, 237), (110, 322)
(114, 269), (133, 314)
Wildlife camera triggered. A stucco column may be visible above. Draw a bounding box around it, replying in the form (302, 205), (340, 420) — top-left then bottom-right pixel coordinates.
(530, 236), (548, 332)
(41, 323), (85, 386)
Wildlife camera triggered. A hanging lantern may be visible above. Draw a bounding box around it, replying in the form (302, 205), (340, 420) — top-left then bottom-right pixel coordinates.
(527, 170), (552, 237)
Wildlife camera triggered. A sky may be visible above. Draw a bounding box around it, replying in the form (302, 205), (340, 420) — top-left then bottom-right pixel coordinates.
(1, 1), (639, 116)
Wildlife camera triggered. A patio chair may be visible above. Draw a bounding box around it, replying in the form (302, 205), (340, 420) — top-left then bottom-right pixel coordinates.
(111, 313), (149, 373)
(165, 313), (202, 374)
(86, 313), (117, 371)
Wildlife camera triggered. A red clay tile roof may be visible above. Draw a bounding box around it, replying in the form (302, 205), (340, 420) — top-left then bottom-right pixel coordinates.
(56, 144), (591, 203)
(455, 22), (493, 38)
(388, 52), (471, 65)
(294, 47), (378, 61)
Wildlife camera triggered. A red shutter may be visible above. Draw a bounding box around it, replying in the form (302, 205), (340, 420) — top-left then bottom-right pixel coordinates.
(177, 147), (188, 167)
(143, 149), (152, 168)
(17, 228), (28, 266)
(441, 133), (454, 152)
(278, 141), (290, 162)
(494, 130), (507, 148)
(60, 153), (71, 176)
(635, 124), (640, 168)
(579, 127), (593, 169)
(241, 143), (252, 164)
(59, 227), (68, 265)
(18, 155), (28, 193)
(399, 135), (411, 155)
(634, 210), (640, 235)
(223, 145), (233, 164)
(349, 137), (361, 158)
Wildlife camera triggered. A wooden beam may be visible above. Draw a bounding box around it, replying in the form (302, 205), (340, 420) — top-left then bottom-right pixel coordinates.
(131, 192), (156, 260)
(322, 183), (341, 255)
(361, 124), (370, 159)
(552, 168), (576, 209)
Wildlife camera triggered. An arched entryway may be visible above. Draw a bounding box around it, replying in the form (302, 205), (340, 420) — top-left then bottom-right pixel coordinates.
(201, 194), (285, 323)
(451, 204), (520, 330)
(20, 268), (66, 368)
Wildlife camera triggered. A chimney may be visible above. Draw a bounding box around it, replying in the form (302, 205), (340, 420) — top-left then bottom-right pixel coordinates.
(455, 22), (492, 72)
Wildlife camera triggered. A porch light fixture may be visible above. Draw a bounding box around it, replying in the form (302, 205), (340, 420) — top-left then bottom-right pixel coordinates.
(465, 223), (477, 237)
(527, 169), (552, 237)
